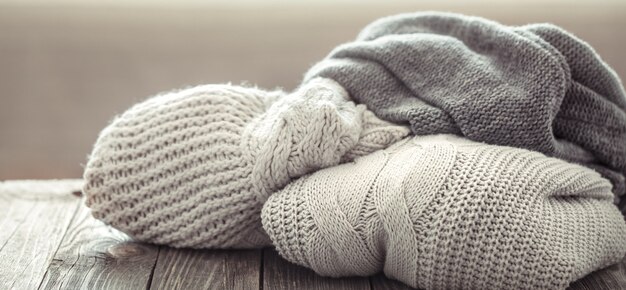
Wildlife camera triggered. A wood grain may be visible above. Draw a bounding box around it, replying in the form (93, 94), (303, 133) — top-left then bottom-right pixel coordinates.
(262, 248), (371, 290)
(38, 202), (159, 290)
(150, 247), (261, 290)
(370, 274), (415, 290)
(568, 255), (626, 290)
(0, 180), (82, 289)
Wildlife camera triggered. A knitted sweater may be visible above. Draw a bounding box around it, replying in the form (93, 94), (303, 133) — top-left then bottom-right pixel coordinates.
(262, 134), (626, 289)
(305, 12), (626, 210)
(82, 78), (409, 248)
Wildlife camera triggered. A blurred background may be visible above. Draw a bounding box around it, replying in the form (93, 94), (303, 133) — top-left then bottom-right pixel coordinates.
(1, 0), (625, 180)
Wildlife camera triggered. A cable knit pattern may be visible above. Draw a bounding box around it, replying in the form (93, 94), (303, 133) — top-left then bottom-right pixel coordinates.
(262, 135), (626, 289)
(305, 12), (626, 209)
(83, 78), (410, 249)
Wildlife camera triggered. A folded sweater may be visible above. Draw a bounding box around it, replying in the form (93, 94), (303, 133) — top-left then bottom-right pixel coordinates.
(82, 78), (409, 248)
(262, 134), (626, 289)
(305, 12), (626, 210)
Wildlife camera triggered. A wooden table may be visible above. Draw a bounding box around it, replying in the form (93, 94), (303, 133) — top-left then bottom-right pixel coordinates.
(1, 180), (624, 290)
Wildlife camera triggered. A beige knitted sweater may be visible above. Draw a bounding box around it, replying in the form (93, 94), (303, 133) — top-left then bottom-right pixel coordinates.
(83, 78), (409, 248)
(262, 134), (626, 289)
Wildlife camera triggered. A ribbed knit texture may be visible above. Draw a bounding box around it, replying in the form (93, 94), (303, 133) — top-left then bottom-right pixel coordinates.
(305, 12), (626, 210)
(83, 78), (410, 249)
(262, 134), (626, 289)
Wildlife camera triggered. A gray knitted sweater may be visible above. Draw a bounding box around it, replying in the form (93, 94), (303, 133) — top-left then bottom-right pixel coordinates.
(305, 12), (626, 209)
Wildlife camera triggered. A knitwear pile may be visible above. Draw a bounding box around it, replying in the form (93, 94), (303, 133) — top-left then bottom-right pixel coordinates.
(81, 11), (626, 290)
(305, 12), (626, 209)
(83, 78), (409, 248)
(262, 134), (626, 289)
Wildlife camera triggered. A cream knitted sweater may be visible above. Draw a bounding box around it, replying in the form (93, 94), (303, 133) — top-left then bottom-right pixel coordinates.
(262, 134), (626, 289)
(83, 78), (409, 248)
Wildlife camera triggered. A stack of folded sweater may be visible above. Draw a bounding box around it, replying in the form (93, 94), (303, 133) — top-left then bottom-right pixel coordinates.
(82, 12), (626, 289)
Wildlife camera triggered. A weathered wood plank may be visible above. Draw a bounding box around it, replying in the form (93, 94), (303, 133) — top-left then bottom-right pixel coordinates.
(38, 201), (159, 290)
(370, 274), (415, 290)
(263, 248), (371, 290)
(0, 180), (83, 290)
(150, 247), (261, 290)
(568, 255), (626, 290)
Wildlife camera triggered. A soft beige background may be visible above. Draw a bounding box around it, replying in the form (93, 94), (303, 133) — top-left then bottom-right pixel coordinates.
(1, 0), (625, 179)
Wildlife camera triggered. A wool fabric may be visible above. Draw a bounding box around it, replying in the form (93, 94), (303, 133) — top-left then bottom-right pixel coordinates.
(304, 12), (626, 210)
(83, 78), (410, 248)
(262, 134), (626, 289)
